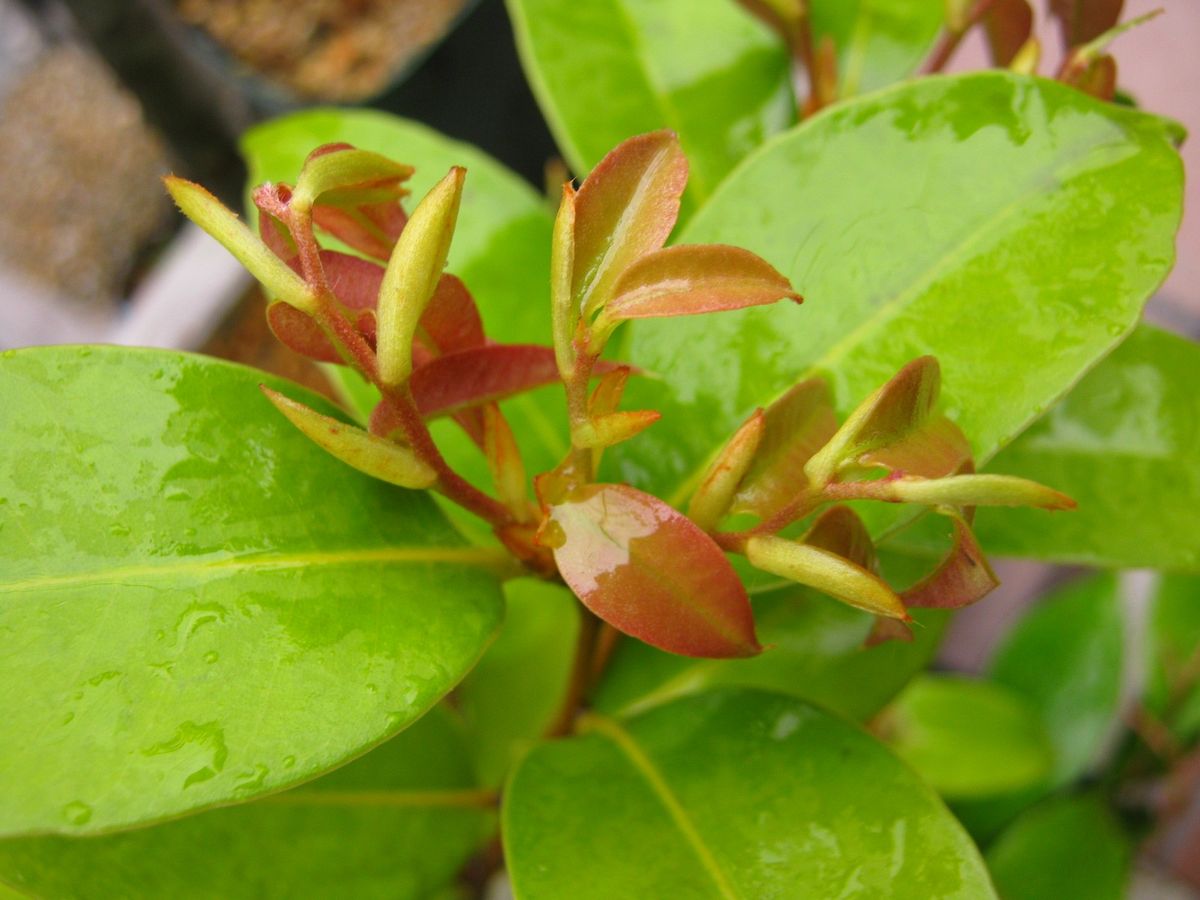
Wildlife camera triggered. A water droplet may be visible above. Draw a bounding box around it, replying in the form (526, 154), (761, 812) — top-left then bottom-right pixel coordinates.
(174, 602), (228, 645)
(62, 801), (92, 825)
(365, 683), (378, 694)
(86, 670), (121, 687)
(62, 712), (75, 725)
(282, 755), (296, 769)
(235, 764), (269, 793)
(203, 650), (219, 664)
(537, 519), (567, 549)
(109, 523), (130, 537)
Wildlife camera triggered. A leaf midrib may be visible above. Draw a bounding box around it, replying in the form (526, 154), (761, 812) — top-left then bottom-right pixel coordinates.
(0, 546), (511, 594)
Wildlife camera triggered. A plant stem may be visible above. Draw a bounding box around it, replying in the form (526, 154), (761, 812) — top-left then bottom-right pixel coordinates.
(546, 609), (600, 737)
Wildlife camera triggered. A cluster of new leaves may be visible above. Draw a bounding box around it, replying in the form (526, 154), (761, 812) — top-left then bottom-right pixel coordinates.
(168, 130), (1071, 662)
(740, 0), (1156, 110)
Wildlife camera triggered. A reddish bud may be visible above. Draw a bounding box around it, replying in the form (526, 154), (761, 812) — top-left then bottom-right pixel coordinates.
(984, 0), (1034, 66)
(688, 409), (765, 531)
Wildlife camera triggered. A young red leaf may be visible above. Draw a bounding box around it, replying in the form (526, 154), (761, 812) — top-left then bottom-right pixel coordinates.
(254, 183), (298, 262)
(588, 366), (632, 418)
(573, 131), (688, 317)
(551, 182), (578, 379)
(571, 410), (661, 450)
(542, 483), (761, 658)
(484, 405), (530, 520)
(266, 302), (341, 364)
(732, 378), (837, 519)
(1049, 0), (1123, 48)
(805, 356), (941, 485)
(320, 250), (385, 310)
(688, 409), (766, 531)
(901, 511), (1000, 610)
(745, 534), (908, 620)
(857, 414), (972, 480)
(410, 344), (568, 419)
(417, 274), (486, 356)
(311, 203), (406, 261)
(802, 505), (877, 572)
(984, 0), (1034, 66)
(1065, 53), (1118, 101)
(601, 244), (800, 322)
(292, 145), (414, 213)
(260, 387), (436, 489)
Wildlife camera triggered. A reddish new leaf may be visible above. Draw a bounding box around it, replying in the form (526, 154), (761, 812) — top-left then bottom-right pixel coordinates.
(254, 183), (298, 262)
(1066, 53), (1118, 101)
(1050, 0), (1123, 48)
(542, 483), (760, 658)
(984, 0), (1034, 65)
(733, 378), (838, 519)
(312, 204), (407, 261)
(573, 130), (688, 316)
(802, 506), (877, 572)
(588, 366), (632, 418)
(902, 511), (1000, 610)
(857, 414), (972, 480)
(603, 244), (800, 321)
(267, 302), (341, 364)
(688, 409), (765, 531)
(418, 274), (485, 356)
(320, 250), (385, 310)
(410, 344), (566, 419)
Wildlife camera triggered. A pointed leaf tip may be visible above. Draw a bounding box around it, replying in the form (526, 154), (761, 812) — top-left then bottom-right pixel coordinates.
(886, 474), (1076, 510)
(260, 386), (436, 489)
(902, 511), (1000, 610)
(571, 409), (661, 450)
(547, 484), (760, 658)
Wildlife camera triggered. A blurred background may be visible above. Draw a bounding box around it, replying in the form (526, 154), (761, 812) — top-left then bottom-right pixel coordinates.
(0, 0), (1196, 893)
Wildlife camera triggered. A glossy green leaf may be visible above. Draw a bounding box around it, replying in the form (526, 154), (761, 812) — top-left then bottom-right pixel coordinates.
(545, 484), (760, 658)
(0, 347), (505, 835)
(989, 574), (1124, 784)
(882, 675), (1054, 799)
(458, 579), (581, 787)
(972, 325), (1200, 570)
(506, 0), (794, 212)
(809, 0), (945, 98)
(1146, 574), (1200, 741)
(0, 709), (493, 899)
(503, 689), (995, 898)
(986, 795), (1131, 900)
(616, 73), (1183, 515)
(592, 584), (946, 721)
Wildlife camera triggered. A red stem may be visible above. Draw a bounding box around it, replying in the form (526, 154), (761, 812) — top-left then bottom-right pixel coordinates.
(919, 0), (1001, 74)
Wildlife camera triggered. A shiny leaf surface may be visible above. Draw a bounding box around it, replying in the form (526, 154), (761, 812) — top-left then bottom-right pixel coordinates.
(986, 794), (1131, 900)
(603, 244), (799, 321)
(503, 689), (995, 898)
(410, 344), (568, 419)
(617, 73), (1183, 512)
(572, 131), (687, 317)
(592, 585), (947, 722)
(989, 573), (1123, 784)
(0, 347), (504, 835)
(0, 709), (492, 899)
(810, 0), (944, 97)
(544, 484), (760, 658)
(882, 676), (1054, 799)
(972, 325), (1200, 570)
(458, 579), (580, 787)
(507, 0), (793, 211)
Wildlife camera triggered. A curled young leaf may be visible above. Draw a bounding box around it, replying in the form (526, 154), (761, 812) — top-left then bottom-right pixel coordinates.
(688, 409), (766, 531)
(377, 167), (466, 388)
(571, 409), (661, 450)
(802, 505), (877, 572)
(418, 274), (486, 358)
(745, 534), (908, 620)
(266, 303), (341, 364)
(602, 244), (800, 322)
(984, 0), (1034, 66)
(165, 176), (314, 314)
(484, 405), (530, 520)
(291, 145), (414, 213)
(1064, 53), (1118, 101)
(254, 183), (298, 262)
(573, 131), (688, 318)
(732, 378), (838, 519)
(410, 344), (566, 419)
(542, 484), (761, 658)
(902, 511), (1000, 610)
(260, 387), (437, 489)
(883, 474), (1076, 510)
(857, 414), (972, 480)
(805, 356), (941, 486)
(588, 366), (632, 418)
(551, 182), (578, 380)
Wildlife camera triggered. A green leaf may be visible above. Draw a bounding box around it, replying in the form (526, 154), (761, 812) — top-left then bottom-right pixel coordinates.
(503, 689), (995, 898)
(881, 675), (1054, 799)
(810, 0), (945, 98)
(973, 325), (1200, 571)
(616, 73), (1183, 514)
(458, 578), (581, 787)
(986, 794), (1131, 900)
(989, 574), (1124, 784)
(1147, 574), (1200, 741)
(0, 347), (504, 835)
(592, 584), (946, 721)
(241, 110), (564, 483)
(0, 708), (493, 899)
(506, 0), (795, 212)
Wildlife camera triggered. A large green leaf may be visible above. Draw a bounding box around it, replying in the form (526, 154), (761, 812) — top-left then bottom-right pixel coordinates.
(811, 0), (945, 98)
(503, 689), (995, 898)
(985, 795), (1131, 900)
(614, 73), (1183, 512)
(1147, 574), (1200, 741)
(592, 584), (946, 721)
(506, 0), (795, 213)
(989, 574), (1124, 784)
(882, 675), (1054, 799)
(974, 325), (1200, 570)
(241, 110), (567, 485)
(0, 346), (504, 835)
(458, 578), (580, 787)
(0, 708), (493, 899)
